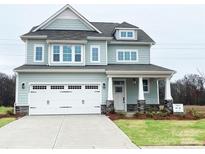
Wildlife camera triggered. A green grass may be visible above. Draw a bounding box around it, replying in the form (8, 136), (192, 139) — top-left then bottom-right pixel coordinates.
(0, 117), (15, 128)
(0, 106), (13, 114)
(114, 119), (205, 146)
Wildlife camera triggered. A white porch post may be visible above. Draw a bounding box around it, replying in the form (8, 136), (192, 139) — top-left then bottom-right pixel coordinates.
(138, 77), (145, 100)
(108, 77), (113, 100)
(165, 77), (173, 100)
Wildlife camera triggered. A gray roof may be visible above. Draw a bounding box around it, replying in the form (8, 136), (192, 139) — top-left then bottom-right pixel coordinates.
(115, 22), (138, 28)
(14, 64), (174, 73)
(21, 22), (155, 43)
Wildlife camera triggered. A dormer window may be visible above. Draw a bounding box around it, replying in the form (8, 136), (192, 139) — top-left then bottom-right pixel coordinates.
(119, 30), (135, 39)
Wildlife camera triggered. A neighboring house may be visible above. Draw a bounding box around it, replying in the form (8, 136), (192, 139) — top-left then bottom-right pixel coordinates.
(14, 4), (175, 115)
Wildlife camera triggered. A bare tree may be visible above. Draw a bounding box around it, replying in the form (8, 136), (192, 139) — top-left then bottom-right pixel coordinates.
(0, 73), (16, 107)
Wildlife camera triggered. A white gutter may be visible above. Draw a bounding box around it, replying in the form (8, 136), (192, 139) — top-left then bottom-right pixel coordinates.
(87, 36), (113, 40)
(106, 70), (174, 75)
(20, 35), (47, 41)
(15, 69), (106, 73)
(109, 41), (155, 45)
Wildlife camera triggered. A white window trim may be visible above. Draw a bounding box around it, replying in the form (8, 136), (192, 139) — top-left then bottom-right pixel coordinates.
(51, 44), (84, 64)
(116, 49), (138, 62)
(90, 45), (100, 63)
(119, 30), (135, 40)
(34, 44), (44, 62)
(143, 78), (150, 93)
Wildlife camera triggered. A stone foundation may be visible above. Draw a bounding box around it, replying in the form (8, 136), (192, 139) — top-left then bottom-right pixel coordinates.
(127, 104), (160, 112)
(127, 104), (138, 112)
(145, 104), (160, 112)
(15, 106), (29, 115)
(106, 100), (114, 113)
(137, 100), (146, 113)
(101, 105), (106, 114)
(164, 100), (173, 113)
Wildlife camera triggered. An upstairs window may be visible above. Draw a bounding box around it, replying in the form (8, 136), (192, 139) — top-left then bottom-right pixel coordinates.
(75, 45), (81, 62)
(52, 45), (83, 63)
(90, 45), (100, 62)
(53, 45), (60, 62)
(116, 50), (138, 62)
(63, 45), (72, 62)
(119, 30), (135, 39)
(34, 45), (44, 62)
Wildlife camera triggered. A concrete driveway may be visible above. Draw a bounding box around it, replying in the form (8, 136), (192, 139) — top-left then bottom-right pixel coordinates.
(0, 115), (136, 149)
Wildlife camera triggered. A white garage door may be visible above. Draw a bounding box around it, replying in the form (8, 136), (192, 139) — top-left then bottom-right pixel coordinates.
(29, 84), (101, 115)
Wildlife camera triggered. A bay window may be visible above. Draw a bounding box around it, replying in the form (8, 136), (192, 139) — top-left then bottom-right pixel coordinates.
(52, 44), (83, 63)
(53, 45), (60, 62)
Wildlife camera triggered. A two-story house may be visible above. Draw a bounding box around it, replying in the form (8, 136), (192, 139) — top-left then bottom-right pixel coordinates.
(14, 4), (175, 115)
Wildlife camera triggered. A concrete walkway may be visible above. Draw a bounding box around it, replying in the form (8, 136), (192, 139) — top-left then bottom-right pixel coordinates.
(0, 115), (136, 149)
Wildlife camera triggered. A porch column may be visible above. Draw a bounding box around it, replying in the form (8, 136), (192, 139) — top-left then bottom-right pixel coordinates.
(165, 77), (172, 100)
(138, 77), (145, 100)
(108, 77), (113, 100)
(138, 77), (145, 113)
(164, 77), (173, 113)
(105, 77), (114, 114)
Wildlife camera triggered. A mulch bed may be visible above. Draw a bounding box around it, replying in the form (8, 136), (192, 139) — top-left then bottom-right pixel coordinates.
(107, 111), (205, 121)
(0, 113), (25, 119)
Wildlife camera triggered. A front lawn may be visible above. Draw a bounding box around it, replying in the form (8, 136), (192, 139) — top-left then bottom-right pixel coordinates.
(115, 119), (205, 146)
(0, 117), (15, 128)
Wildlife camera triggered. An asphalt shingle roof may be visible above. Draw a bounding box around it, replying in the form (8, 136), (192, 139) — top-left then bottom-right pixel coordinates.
(14, 64), (174, 73)
(115, 22), (139, 28)
(21, 22), (155, 43)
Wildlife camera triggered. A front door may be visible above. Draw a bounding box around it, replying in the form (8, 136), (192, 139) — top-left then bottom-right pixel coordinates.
(113, 81), (126, 111)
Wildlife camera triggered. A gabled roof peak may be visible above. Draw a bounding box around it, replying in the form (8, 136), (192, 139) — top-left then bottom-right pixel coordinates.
(116, 21), (139, 29)
(32, 4), (102, 33)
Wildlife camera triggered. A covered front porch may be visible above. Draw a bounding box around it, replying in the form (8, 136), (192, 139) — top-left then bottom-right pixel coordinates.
(105, 69), (175, 113)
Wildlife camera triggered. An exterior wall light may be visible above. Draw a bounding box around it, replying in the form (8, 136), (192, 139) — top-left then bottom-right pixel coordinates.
(103, 83), (106, 89)
(133, 78), (137, 85)
(22, 83), (25, 89)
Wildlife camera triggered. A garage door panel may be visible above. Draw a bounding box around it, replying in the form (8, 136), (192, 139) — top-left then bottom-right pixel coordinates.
(29, 83), (101, 115)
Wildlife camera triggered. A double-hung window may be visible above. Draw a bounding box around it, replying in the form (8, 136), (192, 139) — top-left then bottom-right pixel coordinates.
(34, 45), (44, 62)
(52, 45), (82, 63)
(63, 45), (72, 62)
(90, 46), (100, 62)
(117, 50), (138, 62)
(53, 45), (60, 62)
(143, 79), (149, 93)
(75, 45), (81, 62)
(119, 30), (135, 39)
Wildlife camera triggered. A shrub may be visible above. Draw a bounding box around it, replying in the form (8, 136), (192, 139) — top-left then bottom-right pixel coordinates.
(6, 109), (14, 116)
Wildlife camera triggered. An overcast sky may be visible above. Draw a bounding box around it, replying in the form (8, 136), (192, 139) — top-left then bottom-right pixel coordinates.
(0, 4), (205, 81)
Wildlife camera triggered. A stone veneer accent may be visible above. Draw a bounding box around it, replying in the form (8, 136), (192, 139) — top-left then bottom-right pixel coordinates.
(164, 100), (173, 113)
(15, 106), (29, 114)
(137, 100), (146, 113)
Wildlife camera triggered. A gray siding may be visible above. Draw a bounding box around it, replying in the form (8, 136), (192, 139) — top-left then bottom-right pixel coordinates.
(17, 73), (108, 106)
(45, 19), (92, 31)
(126, 78), (159, 104)
(108, 44), (150, 64)
(85, 40), (107, 65)
(26, 40), (48, 65)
